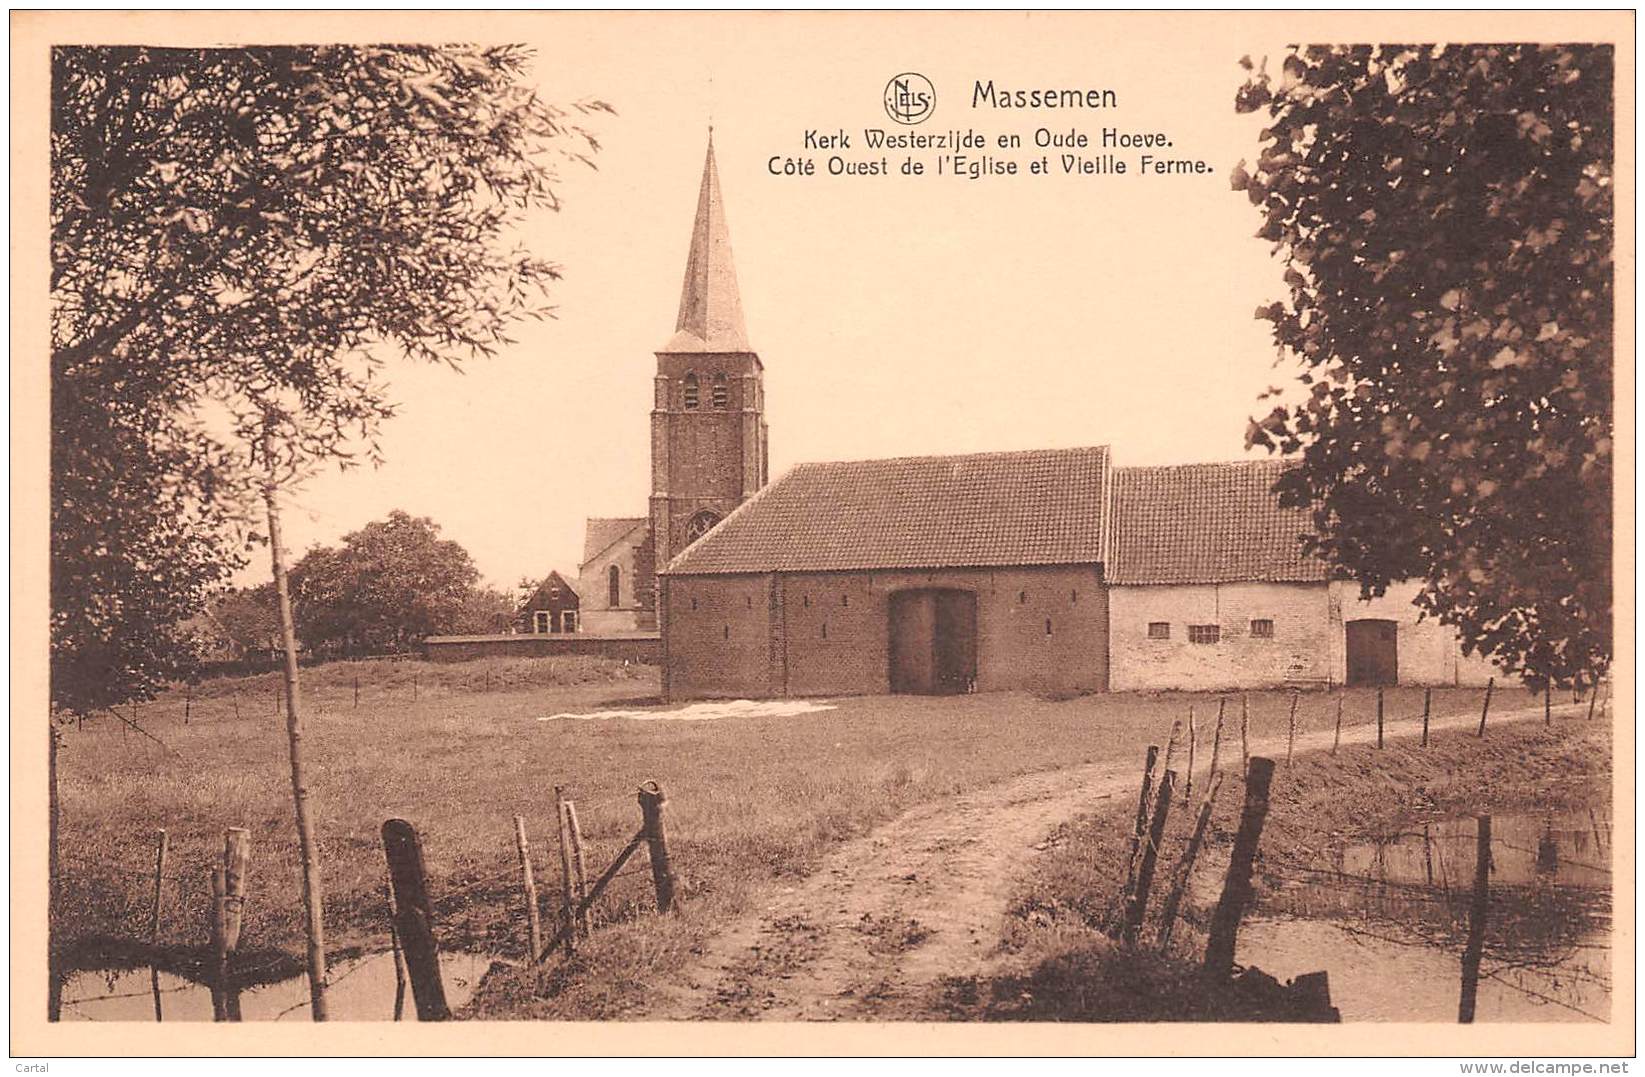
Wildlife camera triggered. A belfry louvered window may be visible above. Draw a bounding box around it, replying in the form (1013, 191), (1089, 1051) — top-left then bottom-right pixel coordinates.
(712, 373), (729, 409)
(683, 372), (700, 409)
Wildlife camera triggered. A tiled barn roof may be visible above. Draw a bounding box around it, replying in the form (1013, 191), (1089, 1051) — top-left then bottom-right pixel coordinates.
(1108, 460), (1328, 585)
(662, 446), (1111, 575)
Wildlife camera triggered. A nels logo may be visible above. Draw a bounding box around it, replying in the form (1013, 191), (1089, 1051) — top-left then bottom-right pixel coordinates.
(883, 72), (935, 125)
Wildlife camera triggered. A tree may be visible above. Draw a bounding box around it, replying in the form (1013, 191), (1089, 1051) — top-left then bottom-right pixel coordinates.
(454, 586), (520, 636)
(289, 510), (485, 652)
(52, 43), (605, 1019)
(1235, 45), (1613, 690)
(205, 584), (282, 660)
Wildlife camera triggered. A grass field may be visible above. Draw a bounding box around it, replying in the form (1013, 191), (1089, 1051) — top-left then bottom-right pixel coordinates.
(50, 655), (1537, 1017)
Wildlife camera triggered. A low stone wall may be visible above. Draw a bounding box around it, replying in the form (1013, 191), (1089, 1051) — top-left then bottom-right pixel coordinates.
(422, 633), (660, 664)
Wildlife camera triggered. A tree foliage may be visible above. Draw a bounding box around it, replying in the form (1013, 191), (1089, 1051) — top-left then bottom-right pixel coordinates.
(289, 510), (482, 653)
(50, 45), (605, 711)
(1236, 45), (1613, 689)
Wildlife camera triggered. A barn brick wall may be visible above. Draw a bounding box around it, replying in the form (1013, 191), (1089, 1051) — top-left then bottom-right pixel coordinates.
(1109, 579), (1511, 691)
(663, 564), (1108, 700)
(1109, 582), (1334, 691)
(1331, 580), (1506, 687)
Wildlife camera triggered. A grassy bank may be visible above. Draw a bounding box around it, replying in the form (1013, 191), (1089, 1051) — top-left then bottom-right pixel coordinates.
(51, 665), (1532, 1017)
(929, 718), (1611, 1020)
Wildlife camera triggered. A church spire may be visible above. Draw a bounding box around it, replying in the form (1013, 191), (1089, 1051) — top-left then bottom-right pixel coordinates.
(666, 134), (750, 353)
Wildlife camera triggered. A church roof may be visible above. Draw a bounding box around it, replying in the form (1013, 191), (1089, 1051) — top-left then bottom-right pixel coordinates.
(663, 137), (751, 354)
(581, 517), (648, 567)
(662, 446), (1111, 575)
(1107, 460), (1328, 585)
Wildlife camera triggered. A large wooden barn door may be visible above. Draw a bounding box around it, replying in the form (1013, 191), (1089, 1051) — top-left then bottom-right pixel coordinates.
(1345, 618), (1399, 686)
(889, 589), (977, 695)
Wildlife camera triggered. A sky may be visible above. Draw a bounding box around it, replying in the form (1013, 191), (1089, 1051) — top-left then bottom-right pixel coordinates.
(249, 13), (1296, 591)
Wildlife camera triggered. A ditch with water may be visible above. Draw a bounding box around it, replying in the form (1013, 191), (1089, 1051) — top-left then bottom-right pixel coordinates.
(1237, 810), (1611, 1022)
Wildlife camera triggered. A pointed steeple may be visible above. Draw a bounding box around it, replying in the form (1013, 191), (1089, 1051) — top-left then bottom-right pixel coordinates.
(665, 134), (751, 353)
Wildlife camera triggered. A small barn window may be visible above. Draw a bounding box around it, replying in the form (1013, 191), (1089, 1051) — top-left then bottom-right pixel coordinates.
(1147, 622), (1170, 640)
(1018, 591), (1027, 604)
(723, 624), (730, 640)
(1250, 618), (1275, 639)
(691, 597), (698, 611)
(841, 594), (849, 607)
(1188, 624), (1220, 645)
(561, 611), (577, 633)
(822, 621), (828, 639)
(746, 595), (753, 609)
(803, 594), (810, 608)
(608, 565), (621, 608)
(712, 373), (729, 409)
(533, 611), (551, 634)
(1045, 618), (1053, 636)
(683, 372), (700, 409)
(1070, 589), (1078, 604)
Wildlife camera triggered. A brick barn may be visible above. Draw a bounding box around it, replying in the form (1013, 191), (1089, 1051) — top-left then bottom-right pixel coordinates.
(517, 571), (580, 635)
(1105, 460), (1500, 692)
(658, 446), (1113, 699)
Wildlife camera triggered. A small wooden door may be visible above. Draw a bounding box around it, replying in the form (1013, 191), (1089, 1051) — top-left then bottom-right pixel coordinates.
(889, 589), (977, 695)
(1346, 619), (1399, 686)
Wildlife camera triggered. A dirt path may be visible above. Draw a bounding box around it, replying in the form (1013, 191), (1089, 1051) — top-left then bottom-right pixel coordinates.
(643, 700), (1577, 1020)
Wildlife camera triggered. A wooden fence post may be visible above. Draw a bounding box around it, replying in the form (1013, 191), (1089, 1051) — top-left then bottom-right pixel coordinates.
(233, 688), (241, 721)
(1204, 756), (1276, 979)
(149, 829), (169, 1022)
(1376, 687), (1384, 749)
(1458, 814), (1492, 1023)
(385, 870), (408, 1021)
(184, 685), (192, 725)
(565, 801), (592, 937)
(220, 828), (250, 1021)
(554, 788), (577, 955)
(513, 815), (543, 962)
(413, 673), (419, 703)
(1331, 693), (1344, 755)
(1209, 698), (1226, 777)
(1124, 770), (1175, 941)
(382, 818), (451, 1020)
(1163, 720), (1183, 777)
(1422, 687), (1432, 747)
(1286, 693), (1298, 765)
(1239, 695), (1250, 771)
(1544, 683), (1552, 726)
(353, 675), (359, 709)
(1477, 677), (1494, 737)
(209, 867), (230, 1021)
(1157, 772), (1223, 951)
(1587, 685), (1597, 722)
(1185, 706), (1197, 803)
(1123, 746), (1160, 902)
(637, 782), (678, 913)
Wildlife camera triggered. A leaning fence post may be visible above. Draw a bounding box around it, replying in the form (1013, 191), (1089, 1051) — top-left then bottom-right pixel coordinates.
(1376, 687), (1385, 749)
(149, 829), (169, 1022)
(1163, 720), (1183, 777)
(1458, 815), (1492, 1023)
(184, 684), (192, 726)
(565, 801), (592, 938)
(554, 787), (577, 954)
(1204, 756), (1276, 979)
(1422, 687), (1432, 747)
(382, 818), (451, 1020)
(1331, 693), (1344, 755)
(1209, 698), (1226, 778)
(1544, 683), (1552, 726)
(1476, 677), (1495, 737)
(1587, 684), (1597, 722)
(1124, 770), (1175, 941)
(1123, 746), (1160, 903)
(1239, 695), (1251, 771)
(513, 815), (543, 962)
(1158, 772), (1224, 951)
(637, 782), (678, 913)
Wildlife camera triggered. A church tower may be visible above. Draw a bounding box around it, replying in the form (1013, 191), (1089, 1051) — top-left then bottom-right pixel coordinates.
(648, 136), (770, 599)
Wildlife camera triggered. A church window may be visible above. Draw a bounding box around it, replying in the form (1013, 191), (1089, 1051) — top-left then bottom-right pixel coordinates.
(683, 372), (700, 409)
(608, 565), (621, 608)
(712, 373), (729, 409)
(1250, 618), (1275, 639)
(684, 510), (720, 546)
(533, 611), (551, 634)
(1147, 622), (1170, 640)
(1188, 624), (1220, 645)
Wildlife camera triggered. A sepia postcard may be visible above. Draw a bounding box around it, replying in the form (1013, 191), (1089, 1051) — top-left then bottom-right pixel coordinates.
(10, 8), (1636, 1060)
